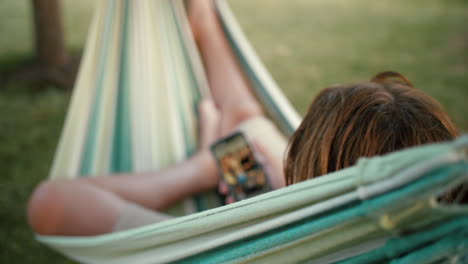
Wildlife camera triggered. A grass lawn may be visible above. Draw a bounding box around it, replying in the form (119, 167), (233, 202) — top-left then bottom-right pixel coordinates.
(0, 0), (467, 263)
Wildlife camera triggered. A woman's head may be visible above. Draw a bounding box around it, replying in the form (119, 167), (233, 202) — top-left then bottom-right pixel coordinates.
(285, 71), (459, 185)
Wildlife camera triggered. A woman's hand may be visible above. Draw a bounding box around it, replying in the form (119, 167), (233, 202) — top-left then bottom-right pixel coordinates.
(251, 140), (285, 190)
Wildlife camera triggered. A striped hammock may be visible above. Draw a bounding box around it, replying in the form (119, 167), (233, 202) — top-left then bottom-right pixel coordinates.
(37, 0), (468, 263)
(48, 0), (300, 214)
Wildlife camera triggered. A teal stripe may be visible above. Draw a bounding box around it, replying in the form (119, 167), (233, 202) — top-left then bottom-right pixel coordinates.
(165, 1), (195, 156)
(170, 0), (219, 212)
(80, 0), (116, 176)
(110, 0), (132, 173)
(171, 1), (202, 108)
(177, 164), (466, 263)
(339, 217), (468, 264)
(169, 1), (196, 157)
(391, 232), (468, 264)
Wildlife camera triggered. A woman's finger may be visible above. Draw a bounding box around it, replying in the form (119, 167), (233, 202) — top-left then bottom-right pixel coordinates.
(225, 196), (236, 204)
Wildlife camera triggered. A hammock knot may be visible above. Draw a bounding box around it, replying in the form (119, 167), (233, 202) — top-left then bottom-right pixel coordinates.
(379, 214), (397, 230)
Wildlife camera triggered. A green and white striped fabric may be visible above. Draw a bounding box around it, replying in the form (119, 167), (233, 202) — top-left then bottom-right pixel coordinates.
(38, 0), (468, 263)
(48, 0), (300, 214)
(38, 137), (468, 263)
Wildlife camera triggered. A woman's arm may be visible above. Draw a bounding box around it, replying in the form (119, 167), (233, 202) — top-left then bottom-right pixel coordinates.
(28, 100), (221, 236)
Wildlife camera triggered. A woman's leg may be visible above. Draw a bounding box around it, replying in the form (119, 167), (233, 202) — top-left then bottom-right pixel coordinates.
(28, 101), (220, 236)
(189, 0), (286, 197)
(189, 0), (265, 136)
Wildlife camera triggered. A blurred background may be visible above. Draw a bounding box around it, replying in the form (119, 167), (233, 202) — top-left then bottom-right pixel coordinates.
(0, 0), (466, 262)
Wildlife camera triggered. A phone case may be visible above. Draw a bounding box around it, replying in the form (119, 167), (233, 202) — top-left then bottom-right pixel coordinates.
(211, 132), (271, 201)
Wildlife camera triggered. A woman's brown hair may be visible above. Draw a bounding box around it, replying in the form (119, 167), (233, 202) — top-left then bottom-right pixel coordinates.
(285, 71), (459, 185)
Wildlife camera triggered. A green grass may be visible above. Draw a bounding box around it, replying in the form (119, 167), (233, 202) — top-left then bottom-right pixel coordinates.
(0, 0), (93, 57)
(0, 0), (467, 263)
(0, 87), (73, 263)
(232, 0), (468, 129)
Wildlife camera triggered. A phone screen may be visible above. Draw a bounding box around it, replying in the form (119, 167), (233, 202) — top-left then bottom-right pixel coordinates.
(211, 132), (271, 201)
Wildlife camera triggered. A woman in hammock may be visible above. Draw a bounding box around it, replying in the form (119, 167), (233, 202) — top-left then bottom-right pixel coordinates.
(27, 0), (459, 236)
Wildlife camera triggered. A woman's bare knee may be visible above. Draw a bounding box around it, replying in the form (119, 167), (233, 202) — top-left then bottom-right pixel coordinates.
(27, 181), (64, 235)
(28, 179), (126, 236)
(220, 100), (264, 134)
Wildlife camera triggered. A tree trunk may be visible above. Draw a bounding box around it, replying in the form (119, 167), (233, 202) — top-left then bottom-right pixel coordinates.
(32, 0), (69, 68)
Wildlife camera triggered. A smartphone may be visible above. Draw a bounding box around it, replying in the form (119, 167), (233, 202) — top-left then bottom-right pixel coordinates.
(211, 132), (271, 201)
